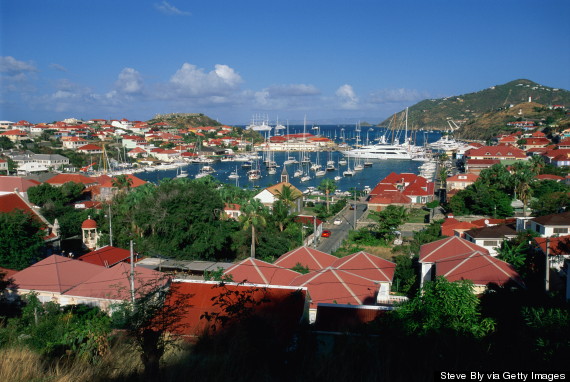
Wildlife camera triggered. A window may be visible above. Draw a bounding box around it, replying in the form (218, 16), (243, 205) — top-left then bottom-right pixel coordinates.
(553, 228), (568, 234)
(483, 240), (499, 247)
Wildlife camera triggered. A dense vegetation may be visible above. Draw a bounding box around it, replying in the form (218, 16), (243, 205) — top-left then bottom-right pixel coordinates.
(381, 79), (570, 139)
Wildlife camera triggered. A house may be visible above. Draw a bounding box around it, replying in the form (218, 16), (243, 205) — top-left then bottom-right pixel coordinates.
(465, 145), (527, 162)
(222, 203), (241, 220)
(254, 181), (303, 212)
(440, 217), (478, 238)
(534, 235), (570, 270)
(77, 245), (131, 268)
(463, 224), (517, 256)
(446, 173), (479, 191)
(9, 153), (69, 170)
(11, 255), (104, 303)
(165, 280), (308, 338)
(61, 136), (88, 150)
(274, 246), (337, 271)
(96, 174), (147, 201)
(465, 159), (501, 174)
(368, 192), (412, 211)
(0, 176), (40, 198)
(46, 173), (98, 187)
(367, 172), (434, 210)
(0, 159), (7, 173)
(419, 236), (489, 286)
(528, 211), (570, 237)
(0, 129), (29, 142)
(76, 144), (103, 155)
(331, 251), (395, 284)
(223, 258), (301, 285)
(61, 263), (166, 310)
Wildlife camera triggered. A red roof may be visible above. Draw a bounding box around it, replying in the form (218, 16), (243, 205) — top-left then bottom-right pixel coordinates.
(380, 172), (423, 185)
(274, 246), (337, 271)
(0, 267), (18, 279)
(369, 183), (399, 196)
(289, 268), (379, 308)
(534, 235), (570, 256)
(466, 145), (527, 159)
(368, 192), (412, 205)
(64, 263), (165, 300)
(98, 174), (147, 188)
(77, 144), (102, 151)
(466, 159), (501, 166)
(436, 251), (522, 287)
(535, 174), (564, 181)
(223, 258), (301, 286)
(441, 218), (478, 237)
(77, 245), (131, 267)
(402, 182), (430, 197)
(13, 255), (104, 293)
(419, 236), (489, 263)
(165, 280), (307, 338)
(0, 176), (40, 193)
(81, 218), (97, 229)
(46, 174), (97, 186)
(331, 251), (395, 283)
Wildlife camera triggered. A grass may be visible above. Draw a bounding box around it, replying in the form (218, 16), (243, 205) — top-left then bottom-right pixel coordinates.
(405, 208), (429, 224)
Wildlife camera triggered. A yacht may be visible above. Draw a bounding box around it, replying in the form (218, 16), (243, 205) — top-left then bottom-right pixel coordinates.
(341, 143), (413, 160)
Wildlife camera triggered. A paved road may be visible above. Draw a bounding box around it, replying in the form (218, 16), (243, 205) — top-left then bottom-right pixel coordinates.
(315, 199), (368, 254)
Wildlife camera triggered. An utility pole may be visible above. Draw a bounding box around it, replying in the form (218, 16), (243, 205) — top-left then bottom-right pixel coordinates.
(130, 240), (135, 303)
(545, 237), (550, 293)
(108, 203), (113, 247)
(313, 216), (317, 249)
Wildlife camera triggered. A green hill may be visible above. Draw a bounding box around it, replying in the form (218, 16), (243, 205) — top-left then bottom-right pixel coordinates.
(148, 113), (222, 128)
(380, 79), (570, 137)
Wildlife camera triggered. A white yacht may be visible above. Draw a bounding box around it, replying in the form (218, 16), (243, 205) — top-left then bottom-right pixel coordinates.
(341, 143), (413, 160)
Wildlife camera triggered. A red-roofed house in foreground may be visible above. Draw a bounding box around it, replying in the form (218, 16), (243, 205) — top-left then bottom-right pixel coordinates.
(223, 258), (300, 285)
(274, 246), (337, 271)
(77, 245), (131, 267)
(165, 280), (308, 340)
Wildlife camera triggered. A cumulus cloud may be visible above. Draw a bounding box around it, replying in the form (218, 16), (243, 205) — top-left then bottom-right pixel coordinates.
(335, 84), (359, 109)
(114, 67), (144, 95)
(0, 56), (37, 74)
(169, 63), (243, 97)
(154, 1), (191, 16)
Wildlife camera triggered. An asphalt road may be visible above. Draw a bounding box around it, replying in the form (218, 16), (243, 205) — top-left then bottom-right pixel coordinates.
(315, 200), (368, 254)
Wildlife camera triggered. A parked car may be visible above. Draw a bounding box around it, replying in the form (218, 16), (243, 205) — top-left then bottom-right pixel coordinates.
(333, 219), (342, 225)
(321, 230), (331, 238)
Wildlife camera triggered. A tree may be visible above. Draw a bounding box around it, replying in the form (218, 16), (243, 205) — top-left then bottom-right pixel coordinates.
(392, 255), (417, 295)
(273, 184), (299, 211)
(317, 179), (336, 213)
(239, 199), (267, 259)
(511, 161), (535, 217)
(395, 276), (495, 337)
(369, 205), (408, 242)
(112, 174), (133, 195)
(531, 191), (570, 216)
(0, 210), (44, 270)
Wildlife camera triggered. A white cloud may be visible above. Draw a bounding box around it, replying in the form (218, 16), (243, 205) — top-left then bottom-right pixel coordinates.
(264, 84), (320, 97)
(369, 88), (426, 103)
(114, 68), (144, 95)
(335, 84), (359, 109)
(0, 56), (37, 74)
(169, 63), (243, 97)
(154, 1), (191, 16)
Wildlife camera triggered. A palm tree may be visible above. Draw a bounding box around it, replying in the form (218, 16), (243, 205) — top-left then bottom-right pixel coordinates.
(511, 162), (534, 217)
(112, 174), (133, 195)
(273, 184), (299, 212)
(239, 199), (267, 258)
(529, 155), (545, 175)
(318, 178), (336, 213)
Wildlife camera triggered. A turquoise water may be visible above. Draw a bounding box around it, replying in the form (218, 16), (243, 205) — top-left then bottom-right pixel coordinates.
(136, 126), (442, 193)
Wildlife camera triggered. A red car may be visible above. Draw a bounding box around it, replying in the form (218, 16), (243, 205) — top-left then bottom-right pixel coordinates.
(321, 230), (331, 238)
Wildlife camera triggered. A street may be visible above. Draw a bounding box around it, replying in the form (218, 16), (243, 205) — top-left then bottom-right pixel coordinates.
(315, 199), (368, 254)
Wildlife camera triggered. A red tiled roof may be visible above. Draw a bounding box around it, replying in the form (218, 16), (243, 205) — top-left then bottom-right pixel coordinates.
(535, 174), (564, 181)
(274, 246), (337, 271)
(368, 192), (412, 205)
(419, 236), (489, 263)
(534, 235), (570, 256)
(402, 182), (430, 196)
(64, 263), (165, 300)
(436, 251), (522, 287)
(46, 174), (97, 186)
(166, 280), (307, 337)
(13, 255), (104, 293)
(466, 145), (527, 159)
(81, 218), (97, 229)
(0, 267), (18, 279)
(369, 183), (399, 196)
(77, 144), (102, 151)
(0, 176), (40, 193)
(289, 268), (378, 308)
(223, 258), (300, 286)
(77, 245), (131, 267)
(466, 159), (501, 166)
(331, 251), (395, 283)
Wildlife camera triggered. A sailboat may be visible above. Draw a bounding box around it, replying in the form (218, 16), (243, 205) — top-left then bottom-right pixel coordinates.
(176, 166), (188, 178)
(228, 166), (239, 180)
(343, 156), (355, 177)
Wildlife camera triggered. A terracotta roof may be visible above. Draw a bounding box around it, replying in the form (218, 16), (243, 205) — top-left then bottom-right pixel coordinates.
(0, 176), (40, 193)
(419, 236), (489, 263)
(289, 267), (379, 308)
(274, 246), (337, 271)
(98, 174), (147, 188)
(368, 192), (412, 205)
(165, 280), (307, 337)
(436, 251), (522, 287)
(46, 174), (97, 186)
(0, 267), (18, 279)
(77, 245), (131, 267)
(466, 159), (501, 166)
(64, 263), (165, 300)
(402, 182), (431, 197)
(441, 218), (478, 237)
(535, 174), (564, 181)
(77, 144), (102, 151)
(369, 183), (399, 196)
(534, 235), (570, 256)
(331, 251), (395, 283)
(13, 255), (104, 293)
(223, 258), (300, 285)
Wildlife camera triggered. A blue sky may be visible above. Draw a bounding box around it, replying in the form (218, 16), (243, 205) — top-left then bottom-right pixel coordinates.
(1, 0), (569, 124)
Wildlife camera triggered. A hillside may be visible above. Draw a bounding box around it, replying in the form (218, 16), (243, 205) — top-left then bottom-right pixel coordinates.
(381, 79), (570, 133)
(148, 113), (222, 128)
